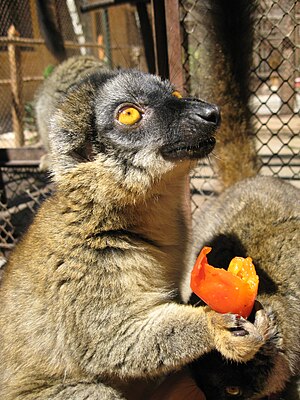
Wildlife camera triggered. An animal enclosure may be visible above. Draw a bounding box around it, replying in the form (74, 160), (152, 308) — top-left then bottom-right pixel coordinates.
(0, 0), (299, 259)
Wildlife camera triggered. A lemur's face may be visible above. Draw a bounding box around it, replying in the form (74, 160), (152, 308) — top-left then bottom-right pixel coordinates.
(190, 339), (280, 400)
(92, 70), (219, 174)
(191, 351), (258, 400)
(51, 69), (220, 181)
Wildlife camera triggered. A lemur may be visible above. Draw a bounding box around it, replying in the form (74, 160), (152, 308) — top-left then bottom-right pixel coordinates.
(0, 61), (272, 399)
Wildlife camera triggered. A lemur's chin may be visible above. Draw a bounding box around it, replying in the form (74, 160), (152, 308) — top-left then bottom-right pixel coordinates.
(160, 137), (215, 161)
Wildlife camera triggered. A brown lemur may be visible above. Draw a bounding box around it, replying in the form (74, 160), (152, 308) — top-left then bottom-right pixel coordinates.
(180, 1), (300, 399)
(0, 59), (273, 399)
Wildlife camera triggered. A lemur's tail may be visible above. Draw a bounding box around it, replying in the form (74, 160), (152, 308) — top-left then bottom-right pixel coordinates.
(200, 0), (258, 189)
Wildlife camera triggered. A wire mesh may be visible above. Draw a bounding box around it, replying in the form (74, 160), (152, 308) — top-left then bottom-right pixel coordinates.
(252, 0), (300, 184)
(180, 0), (300, 219)
(0, 167), (52, 258)
(0, 0), (299, 256)
(0, 0), (148, 258)
(0, 0), (148, 145)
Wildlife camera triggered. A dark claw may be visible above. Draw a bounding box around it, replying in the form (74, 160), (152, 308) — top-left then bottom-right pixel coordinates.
(229, 315), (249, 336)
(253, 300), (264, 312)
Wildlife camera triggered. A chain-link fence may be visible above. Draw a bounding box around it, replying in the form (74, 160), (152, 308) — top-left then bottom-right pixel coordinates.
(0, 0), (148, 258)
(0, 167), (52, 257)
(0, 0), (299, 258)
(0, 0), (148, 147)
(252, 1), (300, 183)
(180, 0), (300, 217)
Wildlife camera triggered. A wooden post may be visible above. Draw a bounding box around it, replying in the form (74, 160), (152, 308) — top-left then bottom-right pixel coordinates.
(164, 0), (185, 94)
(97, 35), (105, 61)
(136, 2), (156, 74)
(151, 0), (169, 79)
(8, 25), (24, 147)
(164, 0), (191, 226)
(29, 0), (41, 38)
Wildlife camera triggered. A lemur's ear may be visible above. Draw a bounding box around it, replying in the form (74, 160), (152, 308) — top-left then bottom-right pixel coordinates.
(49, 81), (96, 176)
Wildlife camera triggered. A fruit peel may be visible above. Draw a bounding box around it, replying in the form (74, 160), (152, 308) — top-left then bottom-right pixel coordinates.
(190, 247), (259, 318)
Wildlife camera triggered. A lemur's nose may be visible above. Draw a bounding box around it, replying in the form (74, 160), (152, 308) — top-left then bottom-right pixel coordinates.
(185, 98), (221, 127)
(196, 103), (220, 126)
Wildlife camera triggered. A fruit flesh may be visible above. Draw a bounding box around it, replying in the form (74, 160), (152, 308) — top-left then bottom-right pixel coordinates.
(190, 247), (259, 318)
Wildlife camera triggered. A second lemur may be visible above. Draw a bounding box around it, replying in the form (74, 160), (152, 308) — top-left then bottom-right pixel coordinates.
(181, 1), (300, 399)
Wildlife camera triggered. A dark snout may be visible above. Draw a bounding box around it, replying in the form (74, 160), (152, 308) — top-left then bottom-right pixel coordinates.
(161, 98), (220, 161)
(189, 98), (220, 127)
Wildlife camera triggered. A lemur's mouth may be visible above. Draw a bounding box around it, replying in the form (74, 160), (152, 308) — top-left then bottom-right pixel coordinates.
(161, 137), (216, 161)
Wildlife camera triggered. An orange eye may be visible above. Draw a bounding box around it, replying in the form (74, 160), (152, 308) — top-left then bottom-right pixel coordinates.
(172, 90), (182, 99)
(117, 106), (142, 125)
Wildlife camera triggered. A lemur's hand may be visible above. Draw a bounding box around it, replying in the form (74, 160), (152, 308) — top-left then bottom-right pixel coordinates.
(207, 308), (271, 362)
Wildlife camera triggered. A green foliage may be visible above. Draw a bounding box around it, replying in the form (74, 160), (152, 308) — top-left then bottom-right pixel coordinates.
(23, 101), (36, 134)
(43, 64), (55, 79)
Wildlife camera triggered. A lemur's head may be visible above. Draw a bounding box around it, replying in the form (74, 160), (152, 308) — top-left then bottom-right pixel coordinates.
(49, 69), (220, 193)
(190, 342), (289, 400)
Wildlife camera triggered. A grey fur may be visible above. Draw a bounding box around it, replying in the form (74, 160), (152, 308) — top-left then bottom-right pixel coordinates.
(186, 176), (300, 399)
(35, 56), (104, 169)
